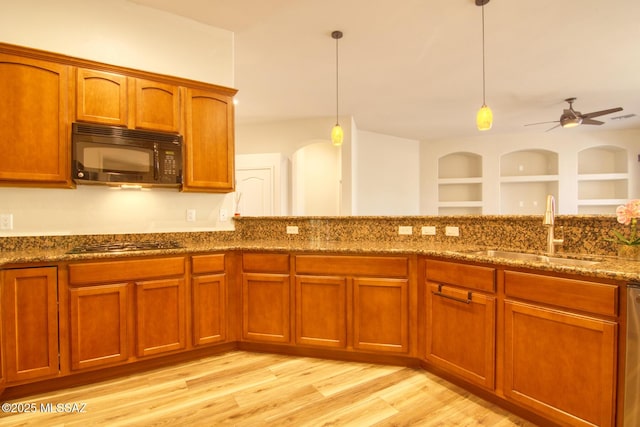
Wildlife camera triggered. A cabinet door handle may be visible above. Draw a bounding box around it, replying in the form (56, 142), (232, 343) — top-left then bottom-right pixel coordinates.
(433, 284), (472, 304)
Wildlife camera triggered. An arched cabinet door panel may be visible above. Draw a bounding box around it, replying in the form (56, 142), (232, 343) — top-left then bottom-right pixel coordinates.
(183, 88), (235, 192)
(0, 53), (71, 186)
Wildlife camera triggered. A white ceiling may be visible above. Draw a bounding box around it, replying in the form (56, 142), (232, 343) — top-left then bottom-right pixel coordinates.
(130, 0), (640, 141)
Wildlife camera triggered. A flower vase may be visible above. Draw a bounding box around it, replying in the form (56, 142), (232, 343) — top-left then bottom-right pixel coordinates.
(617, 245), (640, 261)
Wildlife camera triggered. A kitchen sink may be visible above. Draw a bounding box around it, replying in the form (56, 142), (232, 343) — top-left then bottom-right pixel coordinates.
(463, 250), (601, 267)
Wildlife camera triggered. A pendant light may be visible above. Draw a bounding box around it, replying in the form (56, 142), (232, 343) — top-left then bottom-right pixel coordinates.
(331, 30), (344, 146)
(476, 0), (493, 131)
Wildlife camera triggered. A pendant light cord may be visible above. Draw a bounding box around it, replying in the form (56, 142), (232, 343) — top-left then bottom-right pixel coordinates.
(481, 3), (486, 105)
(335, 33), (340, 124)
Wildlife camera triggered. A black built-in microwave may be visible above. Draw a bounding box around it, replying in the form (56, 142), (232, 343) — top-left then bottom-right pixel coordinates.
(72, 123), (183, 187)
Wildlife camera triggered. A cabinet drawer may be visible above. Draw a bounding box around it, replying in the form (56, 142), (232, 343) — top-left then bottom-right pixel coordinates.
(243, 253), (289, 273)
(426, 259), (495, 292)
(295, 255), (408, 277)
(69, 257), (185, 285)
(504, 271), (618, 317)
(192, 254), (225, 274)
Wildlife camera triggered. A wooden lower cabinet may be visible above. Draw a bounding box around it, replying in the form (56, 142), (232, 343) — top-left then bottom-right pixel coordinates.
(424, 259), (497, 389)
(353, 277), (409, 353)
(241, 253), (291, 344)
(426, 283), (496, 389)
(136, 278), (186, 357)
(191, 254), (227, 346)
(295, 275), (347, 348)
(294, 255), (412, 354)
(69, 283), (129, 370)
(242, 273), (290, 343)
(67, 257), (186, 370)
(1, 267), (59, 383)
(504, 301), (617, 427)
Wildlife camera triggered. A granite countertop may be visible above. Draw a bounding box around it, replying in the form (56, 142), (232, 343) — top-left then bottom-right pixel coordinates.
(1, 238), (639, 283)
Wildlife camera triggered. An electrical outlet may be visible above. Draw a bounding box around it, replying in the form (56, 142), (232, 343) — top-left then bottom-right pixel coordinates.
(219, 208), (228, 221)
(445, 226), (460, 237)
(421, 226), (436, 236)
(186, 209), (196, 222)
(286, 225), (299, 234)
(398, 226), (413, 235)
(0, 213), (13, 230)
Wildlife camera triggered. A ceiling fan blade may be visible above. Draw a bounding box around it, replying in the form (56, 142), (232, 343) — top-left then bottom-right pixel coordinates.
(581, 118), (604, 125)
(524, 120), (559, 127)
(582, 107), (623, 119)
(545, 124), (561, 132)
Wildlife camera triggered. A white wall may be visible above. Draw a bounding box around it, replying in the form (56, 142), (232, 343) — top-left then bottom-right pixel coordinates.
(236, 116), (354, 215)
(236, 117), (423, 216)
(353, 131), (420, 215)
(0, 0), (235, 236)
(292, 142), (341, 216)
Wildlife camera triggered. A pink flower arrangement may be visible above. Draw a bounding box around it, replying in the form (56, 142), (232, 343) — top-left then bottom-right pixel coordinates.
(611, 199), (640, 245)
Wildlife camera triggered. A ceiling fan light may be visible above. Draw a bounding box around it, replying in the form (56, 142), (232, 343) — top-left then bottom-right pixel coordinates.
(477, 104), (493, 131)
(331, 124), (344, 146)
(561, 117), (582, 128)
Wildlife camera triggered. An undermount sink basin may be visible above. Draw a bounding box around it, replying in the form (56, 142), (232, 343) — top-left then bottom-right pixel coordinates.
(464, 250), (601, 267)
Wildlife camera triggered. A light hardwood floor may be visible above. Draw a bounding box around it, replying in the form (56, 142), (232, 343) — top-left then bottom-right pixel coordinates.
(0, 351), (538, 426)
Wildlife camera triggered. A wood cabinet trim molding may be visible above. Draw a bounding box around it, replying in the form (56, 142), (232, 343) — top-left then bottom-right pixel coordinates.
(0, 43), (238, 96)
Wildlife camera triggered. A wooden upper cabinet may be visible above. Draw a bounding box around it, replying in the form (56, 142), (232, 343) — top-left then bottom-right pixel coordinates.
(76, 69), (180, 132)
(0, 53), (71, 186)
(76, 68), (128, 126)
(133, 78), (180, 132)
(183, 88), (235, 192)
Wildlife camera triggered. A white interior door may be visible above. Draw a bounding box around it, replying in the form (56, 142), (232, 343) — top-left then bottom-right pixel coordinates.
(235, 167), (273, 216)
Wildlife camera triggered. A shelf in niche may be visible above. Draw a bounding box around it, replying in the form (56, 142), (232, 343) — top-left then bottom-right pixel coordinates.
(438, 177), (483, 185)
(578, 205), (619, 215)
(500, 175), (559, 183)
(578, 173), (628, 181)
(438, 206), (483, 215)
(577, 199), (627, 206)
(438, 201), (483, 208)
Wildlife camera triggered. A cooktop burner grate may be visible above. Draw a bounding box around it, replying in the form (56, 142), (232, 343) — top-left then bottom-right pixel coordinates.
(67, 240), (183, 254)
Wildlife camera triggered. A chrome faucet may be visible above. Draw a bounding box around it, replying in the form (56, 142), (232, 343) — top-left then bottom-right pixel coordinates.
(543, 195), (564, 254)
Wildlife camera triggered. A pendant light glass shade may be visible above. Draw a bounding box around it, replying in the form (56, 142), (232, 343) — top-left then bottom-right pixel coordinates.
(331, 30), (343, 146)
(331, 124), (344, 146)
(476, 104), (493, 131)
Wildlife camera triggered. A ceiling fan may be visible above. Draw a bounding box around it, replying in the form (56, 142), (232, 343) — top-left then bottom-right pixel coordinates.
(525, 97), (623, 131)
